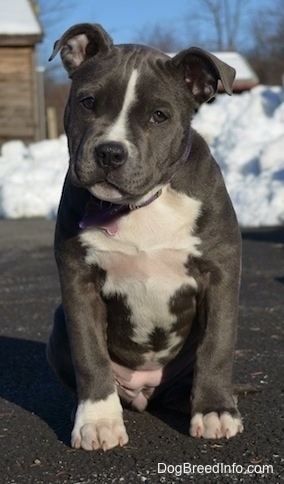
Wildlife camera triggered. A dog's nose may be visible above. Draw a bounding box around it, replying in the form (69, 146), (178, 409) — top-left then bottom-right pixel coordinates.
(95, 142), (128, 169)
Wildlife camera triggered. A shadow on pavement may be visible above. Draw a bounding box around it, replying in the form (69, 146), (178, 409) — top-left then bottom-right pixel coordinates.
(0, 336), (74, 445)
(242, 226), (284, 286)
(0, 336), (192, 443)
(242, 226), (284, 244)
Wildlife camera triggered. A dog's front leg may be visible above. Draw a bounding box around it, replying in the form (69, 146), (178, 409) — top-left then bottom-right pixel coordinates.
(57, 243), (129, 451)
(190, 261), (244, 440)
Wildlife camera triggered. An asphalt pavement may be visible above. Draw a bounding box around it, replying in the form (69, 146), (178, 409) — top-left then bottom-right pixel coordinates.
(0, 219), (283, 483)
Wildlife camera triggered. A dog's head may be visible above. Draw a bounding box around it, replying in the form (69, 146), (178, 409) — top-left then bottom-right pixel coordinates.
(50, 23), (235, 204)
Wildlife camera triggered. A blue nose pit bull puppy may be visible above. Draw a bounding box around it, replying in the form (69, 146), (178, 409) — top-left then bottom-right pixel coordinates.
(47, 23), (243, 451)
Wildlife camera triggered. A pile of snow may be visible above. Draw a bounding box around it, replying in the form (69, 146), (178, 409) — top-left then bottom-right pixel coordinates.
(0, 136), (68, 219)
(193, 85), (284, 226)
(0, 85), (283, 226)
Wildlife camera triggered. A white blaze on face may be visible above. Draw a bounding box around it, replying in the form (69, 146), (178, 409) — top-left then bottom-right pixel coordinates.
(106, 68), (139, 143)
(90, 68), (139, 202)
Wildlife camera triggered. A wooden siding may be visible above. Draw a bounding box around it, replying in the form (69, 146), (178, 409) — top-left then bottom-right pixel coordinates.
(0, 34), (42, 46)
(0, 46), (40, 144)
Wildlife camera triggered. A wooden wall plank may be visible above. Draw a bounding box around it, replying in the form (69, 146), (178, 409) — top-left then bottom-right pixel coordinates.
(0, 46), (40, 144)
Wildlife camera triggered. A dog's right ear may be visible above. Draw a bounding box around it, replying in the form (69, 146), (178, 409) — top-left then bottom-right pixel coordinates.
(49, 23), (113, 75)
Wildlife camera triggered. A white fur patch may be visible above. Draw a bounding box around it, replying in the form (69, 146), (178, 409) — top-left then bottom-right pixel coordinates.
(80, 186), (202, 361)
(106, 68), (138, 144)
(71, 392), (128, 451)
(190, 411), (244, 439)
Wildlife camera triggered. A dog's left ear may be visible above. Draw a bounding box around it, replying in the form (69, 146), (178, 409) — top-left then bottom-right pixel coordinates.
(172, 47), (236, 104)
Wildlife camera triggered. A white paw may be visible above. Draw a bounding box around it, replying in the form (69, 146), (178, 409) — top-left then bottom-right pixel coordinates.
(71, 392), (129, 451)
(190, 411), (244, 439)
(72, 419), (129, 451)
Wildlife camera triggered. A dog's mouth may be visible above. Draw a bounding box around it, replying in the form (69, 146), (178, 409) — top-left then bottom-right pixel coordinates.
(89, 181), (126, 203)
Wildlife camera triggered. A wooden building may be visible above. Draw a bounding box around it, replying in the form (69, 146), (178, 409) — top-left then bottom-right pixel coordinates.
(0, 0), (43, 145)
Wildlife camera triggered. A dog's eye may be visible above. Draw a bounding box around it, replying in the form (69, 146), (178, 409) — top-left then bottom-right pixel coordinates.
(149, 110), (168, 124)
(80, 97), (95, 110)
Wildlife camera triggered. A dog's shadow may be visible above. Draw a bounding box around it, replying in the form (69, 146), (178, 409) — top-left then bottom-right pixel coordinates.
(0, 336), (74, 445)
(148, 404), (190, 436)
(0, 336), (190, 443)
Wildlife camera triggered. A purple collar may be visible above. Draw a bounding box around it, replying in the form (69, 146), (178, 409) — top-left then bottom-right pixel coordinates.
(79, 189), (162, 235)
(79, 136), (192, 235)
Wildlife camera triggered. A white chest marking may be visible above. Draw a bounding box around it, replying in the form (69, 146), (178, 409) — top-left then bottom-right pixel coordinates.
(106, 68), (138, 143)
(80, 187), (202, 347)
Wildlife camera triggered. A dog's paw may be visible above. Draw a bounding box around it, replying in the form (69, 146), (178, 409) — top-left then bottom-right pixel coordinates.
(189, 411), (243, 439)
(71, 392), (129, 451)
(71, 419), (129, 451)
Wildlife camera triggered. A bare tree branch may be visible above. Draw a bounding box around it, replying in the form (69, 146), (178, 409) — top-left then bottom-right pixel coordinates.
(247, 0), (284, 84)
(184, 0), (253, 51)
(136, 24), (183, 52)
(32, 0), (75, 76)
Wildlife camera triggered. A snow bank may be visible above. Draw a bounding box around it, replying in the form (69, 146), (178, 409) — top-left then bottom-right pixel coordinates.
(0, 85), (283, 226)
(192, 85), (284, 226)
(0, 136), (68, 219)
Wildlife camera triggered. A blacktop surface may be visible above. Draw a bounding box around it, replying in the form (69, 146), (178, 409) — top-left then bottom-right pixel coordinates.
(0, 218), (283, 484)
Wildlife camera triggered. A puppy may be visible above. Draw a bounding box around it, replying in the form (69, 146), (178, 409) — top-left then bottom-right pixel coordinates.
(47, 23), (243, 451)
